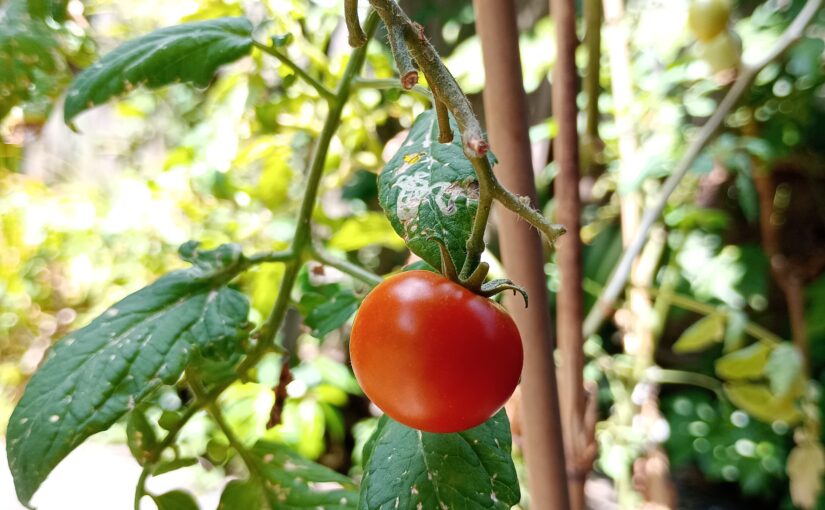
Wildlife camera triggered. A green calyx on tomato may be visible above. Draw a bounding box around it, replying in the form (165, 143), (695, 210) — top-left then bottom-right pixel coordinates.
(349, 270), (524, 433)
(430, 236), (528, 306)
(687, 0), (731, 42)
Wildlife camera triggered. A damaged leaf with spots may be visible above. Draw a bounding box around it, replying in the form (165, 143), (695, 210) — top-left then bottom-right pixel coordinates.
(378, 109), (493, 270)
(359, 410), (520, 510)
(5, 244), (250, 506)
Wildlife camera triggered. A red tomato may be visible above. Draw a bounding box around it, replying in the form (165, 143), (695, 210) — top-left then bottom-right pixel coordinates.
(349, 270), (523, 433)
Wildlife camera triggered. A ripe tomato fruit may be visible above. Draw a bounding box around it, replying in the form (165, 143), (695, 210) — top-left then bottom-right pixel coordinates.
(687, 0), (731, 42)
(349, 270), (523, 433)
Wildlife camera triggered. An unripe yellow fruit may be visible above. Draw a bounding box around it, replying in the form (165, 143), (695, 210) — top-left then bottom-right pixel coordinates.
(688, 0), (732, 42)
(695, 30), (741, 73)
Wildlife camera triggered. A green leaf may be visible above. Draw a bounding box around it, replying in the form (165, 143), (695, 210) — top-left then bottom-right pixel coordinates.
(5, 245), (250, 506)
(63, 17), (254, 123)
(715, 342), (772, 380)
(378, 109), (489, 270)
(359, 411), (520, 510)
(126, 410), (157, 466)
(723, 383), (802, 425)
(25, 0), (69, 21)
(247, 441), (358, 508)
(765, 343), (803, 397)
(722, 309), (747, 353)
(304, 290), (360, 338)
(152, 490), (200, 510)
(152, 457), (198, 476)
(219, 479), (266, 509)
(0, 16), (60, 120)
(672, 313), (726, 353)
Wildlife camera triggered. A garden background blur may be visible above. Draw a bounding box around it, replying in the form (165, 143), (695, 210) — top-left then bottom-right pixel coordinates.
(1, 0), (824, 508)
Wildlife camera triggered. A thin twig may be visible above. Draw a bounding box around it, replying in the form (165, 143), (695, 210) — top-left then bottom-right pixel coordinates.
(345, 0), (367, 47)
(253, 12), (379, 358)
(244, 249), (294, 266)
(142, 11), (382, 469)
(582, 277), (785, 345)
(583, 0), (824, 337)
(434, 98), (452, 143)
(309, 244), (383, 286)
(351, 77), (432, 99)
(645, 368), (723, 397)
(252, 40), (337, 103)
(492, 176), (567, 245)
(133, 466), (151, 510)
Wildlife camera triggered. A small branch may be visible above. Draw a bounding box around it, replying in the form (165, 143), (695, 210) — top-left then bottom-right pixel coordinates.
(244, 249), (294, 266)
(345, 0), (367, 47)
(434, 98), (453, 143)
(189, 377), (255, 468)
(368, 0), (486, 158)
(309, 244), (383, 287)
(143, 14), (384, 466)
(351, 77), (432, 99)
(460, 157), (495, 278)
(492, 177), (567, 245)
(583, 277), (785, 345)
(645, 368), (723, 397)
(583, 0), (823, 338)
(252, 40), (337, 103)
(253, 12), (380, 358)
(460, 157), (567, 278)
(148, 403), (202, 463)
(386, 24), (419, 89)
(134, 466), (151, 510)
(189, 375), (272, 510)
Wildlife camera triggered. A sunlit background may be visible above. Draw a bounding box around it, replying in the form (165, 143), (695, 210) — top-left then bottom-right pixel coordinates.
(2, 0), (825, 508)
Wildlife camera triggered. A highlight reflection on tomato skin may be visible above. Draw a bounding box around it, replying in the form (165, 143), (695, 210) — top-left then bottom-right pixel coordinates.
(349, 270), (524, 433)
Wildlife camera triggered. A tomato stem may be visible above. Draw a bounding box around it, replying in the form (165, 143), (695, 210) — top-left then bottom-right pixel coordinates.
(344, 0), (367, 47)
(142, 11), (382, 470)
(251, 40), (336, 104)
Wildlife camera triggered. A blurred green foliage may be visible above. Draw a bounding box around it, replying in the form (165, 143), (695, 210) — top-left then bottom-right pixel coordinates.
(1, 0), (825, 507)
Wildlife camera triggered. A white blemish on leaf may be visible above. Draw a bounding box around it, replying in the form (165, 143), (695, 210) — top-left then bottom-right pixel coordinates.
(49, 415), (60, 423)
